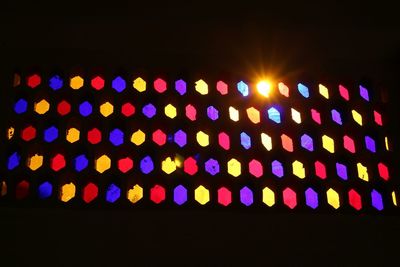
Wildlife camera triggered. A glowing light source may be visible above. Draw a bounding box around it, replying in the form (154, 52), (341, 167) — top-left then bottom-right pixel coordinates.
(322, 135), (335, 153)
(318, 84), (329, 99)
(348, 189), (362, 210)
(227, 158), (241, 177)
(240, 186), (253, 206)
(267, 107), (281, 123)
(196, 131), (209, 147)
(100, 102), (114, 117)
(229, 106), (239, 122)
(87, 128), (102, 144)
(249, 159), (263, 178)
(246, 107), (260, 124)
(174, 185), (187, 205)
(305, 188), (318, 209)
(185, 104), (197, 121)
(34, 99), (50, 115)
(38, 182), (52, 199)
(184, 157), (198, 175)
(27, 74), (41, 88)
(261, 133), (272, 151)
(217, 187), (232, 206)
(60, 182), (76, 202)
(109, 128), (124, 146)
(283, 187), (297, 209)
(278, 82), (289, 97)
(164, 104), (177, 119)
(106, 184), (121, 203)
(150, 184), (166, 204)
(240, 132), (251, 149)
(271, 160), (284, 178)
(216, 81), (228, 95)
(127, 184), (143, 204)
(292, 160), (305, 179)
(298, 83), (309, 98)
(83, 183), (98, 203)
(359, 85), (369, 101)
(27, 153), (43, 171)
(357, 162), (369, 182)
(371, 190), (383, 210)
(256, 81), (271, 97)
(161, 157), (176, 174)
(70, 76), (84, 90)
(133, 77), (146, 92)
(237, 81), (249, 96)
(218, 132), (230, 150)
(195, 79), (208, 95)
(195, 185), (210, 205)
(262, 187), (275, 207)
(291, 108), (301, 124)
(327, 188), (340, 209)
(140, 156), (154, 174)
(205, 158), (220, 175)
(352, 109), (363, 126)
(95, 155), (111, 173)
(112, 76), (126, 92)
(339, 85), (349, 100)
(154, 78), (167, 93)
(175, 79), (186, 95)
(131, 129), (145, 146)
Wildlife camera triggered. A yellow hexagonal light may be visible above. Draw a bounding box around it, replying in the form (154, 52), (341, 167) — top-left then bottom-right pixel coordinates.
(292, 160), (305, 179)
(357, 162), (369, 182)
(227, 158), (241, 177)
(322, 135), (335, 153)
(95, 154), (111, 173)
(195, 185), (210, 205)
(164, 104), (177, 119)
(66, 128), (80, 143)
(133, 77), (146, 92)
(319, 84), (329, 99)
(60, 182), (76, 202)
(7, 127), (14, 140)
(262, 187), (275, 207)
(195, 79), (208, 95)
(161, 157), (176, 174)
(246, 107), (260, 124)
(352, 109), (363, 126)
(70, 76), (84, 90)
(27, 153), (43, 171)
(127, 184), (143, 204)
(130, 129), (145, 146)
(327, 188), (340, 209)
(100, 101), (114, 117)
(34, 99), (50, 115)
(196, 131), (209, 147)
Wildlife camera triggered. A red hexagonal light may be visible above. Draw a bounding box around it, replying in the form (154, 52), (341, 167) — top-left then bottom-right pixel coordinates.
(91, 76), (104, 90)
(217, 187), (232, 206)
(118, 157), (133, 173)
(87, 128), (102, 144)
(21, 126), (36, 141)
(121, 102), (135, 117)
(27, 74), (41, 88)
(83, 183), (98, 203)
(152, 129), (166, 146)
(249, 159), (263, 178)
(51, 154), (66, 172)
(57, 100), (71, 116)
(183, 157), (198, 175)
(154, 78), (167, 93)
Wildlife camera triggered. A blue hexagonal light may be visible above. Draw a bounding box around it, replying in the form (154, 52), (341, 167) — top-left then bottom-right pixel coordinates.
(44, 126), (59, 143)
(74, 154), (89, 172)
(79, 101), (93, 117)
(174, 130), (187, 148)
(267, 107), (281, 123)
(49, 75), (63, 90)
(112, 76), (126, 93)
(142, 103), (156, 118)
(14, 98), (28, 114)
(109, 128), (124, 146)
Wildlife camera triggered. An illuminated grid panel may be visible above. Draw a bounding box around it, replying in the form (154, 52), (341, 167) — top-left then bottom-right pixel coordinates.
(1, 72), (398, 213)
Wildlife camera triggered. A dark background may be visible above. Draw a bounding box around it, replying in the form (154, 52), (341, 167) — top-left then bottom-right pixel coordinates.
(1, 0), (400, 266)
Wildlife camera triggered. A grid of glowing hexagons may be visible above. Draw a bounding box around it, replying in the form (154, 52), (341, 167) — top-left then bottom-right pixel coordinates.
(3, 73), (397, 211)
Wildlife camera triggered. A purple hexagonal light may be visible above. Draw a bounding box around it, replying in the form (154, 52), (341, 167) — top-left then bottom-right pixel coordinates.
(336, 162), (348, 180)
(174, 130), (187, 148)
(305, 187), (318, 209)
(112, 76), (126, 92)
(331, 109), (342, 125)
(272, 160), (284, 178)
(109, 128), (124, 146)
(207, 106), (219, 120)
(173, 185), (187, 205)
(240, 132), (251, 149)
(359, 85), (369, 101)
(240, 186), (253, 206)
(142, 103), (156, 118)
(301, 134), (314, 151)
(140, 156), (154, 174)
(371, 189), (383, 211)
(44, 126), (59, 143)
(175, 79), (186, 95)
(365, 136), (376, 153)
(205, 158), (220, 176)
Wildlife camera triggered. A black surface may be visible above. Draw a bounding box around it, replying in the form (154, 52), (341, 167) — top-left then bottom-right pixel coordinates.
(1, 0), (399, 266)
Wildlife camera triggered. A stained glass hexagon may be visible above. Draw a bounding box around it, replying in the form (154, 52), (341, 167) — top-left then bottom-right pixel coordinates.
(184, 157), (198, 175)
(267, 107), (281, 123)
(131, 129), (145, 146)
(150, 184), (166, 204)
(79, 101), (93, 117)
(140, 156), (154, 174)
(118, 157), (133, 173)
(164, 104), (177, 119)
(66, 127), (80, 144)
(249, 159), (263, 178)
(91, 76), (105, 90)
(240, 186), (253, 206)
(173, 185), (187, 205)
(127, 184), (143, 204)
(70, 76), (84, 90)
(154, 78), (167, 93)
(152, 129), (166, 146)
(217, 187), (232, 206)
(121, 102), (135, 117)
(74, 154), (89, 172)
(112, 76), (126, 92)
(21, 126), (36, 141)
(227, 158), (241, 177)
(174, 130), (187, 148)
(49, 75), (63, 90)
(83, 183), (98, 203)
(44, 126), (58, 143)
(142, 103), (156, 118)
(87, 128), (102, 144)
(195, 185), (210, 205)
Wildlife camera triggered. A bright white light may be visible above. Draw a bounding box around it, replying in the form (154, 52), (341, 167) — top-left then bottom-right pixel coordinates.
(257, 81), (271, 97)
